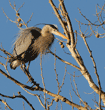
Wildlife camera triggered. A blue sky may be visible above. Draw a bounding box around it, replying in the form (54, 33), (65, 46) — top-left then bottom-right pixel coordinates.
(0, 0), (105, 110)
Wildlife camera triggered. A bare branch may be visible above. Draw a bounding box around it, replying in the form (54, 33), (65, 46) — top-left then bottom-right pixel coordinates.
(59, 65), (66, 93)
(0, 69), (36, 91)
(3, 0), (28, 28)
(40, 54), (46, 109)
(49, 0), (70, 41)
(17, 2), (25, 12)
(21, 87), (45, 109)
(18, 92), (35, 110)
(2, 8), (17, 24)
(26, 13), (34, 25)
(0, 46), (13, 57)
(81, 34), (102, 109)
(58, 0), (75, 45)
(78, 8), (104, 26)
(0, 92), (35, 110)
(0, 69), (88, 109)
(49, 50), (81, 71)
(0, 99), (13, 110)
(54, 49), (60, 94)
(49, 0), (105, 106)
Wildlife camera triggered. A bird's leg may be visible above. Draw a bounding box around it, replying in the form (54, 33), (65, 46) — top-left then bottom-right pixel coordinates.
(27, 61), (30, 71)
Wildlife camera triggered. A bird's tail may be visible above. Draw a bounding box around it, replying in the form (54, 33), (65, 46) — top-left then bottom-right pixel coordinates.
(9, 58), (21, 70)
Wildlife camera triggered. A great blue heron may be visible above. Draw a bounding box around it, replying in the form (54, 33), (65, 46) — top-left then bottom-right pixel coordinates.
(10, 24), (68, 69)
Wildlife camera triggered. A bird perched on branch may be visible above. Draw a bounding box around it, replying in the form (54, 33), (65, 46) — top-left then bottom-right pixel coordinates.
(10, 24), (68, 69)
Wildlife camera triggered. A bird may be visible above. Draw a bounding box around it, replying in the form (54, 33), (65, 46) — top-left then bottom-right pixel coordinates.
(9, 24), (68, 70)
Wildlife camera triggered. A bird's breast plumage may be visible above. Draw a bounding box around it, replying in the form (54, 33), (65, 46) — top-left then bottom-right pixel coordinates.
(32, 33), (54, 54)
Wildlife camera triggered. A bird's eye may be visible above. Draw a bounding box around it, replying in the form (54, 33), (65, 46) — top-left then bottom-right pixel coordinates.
(53, 29), (57, 32)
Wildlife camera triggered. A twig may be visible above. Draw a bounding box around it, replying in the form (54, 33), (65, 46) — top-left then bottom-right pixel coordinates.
(77, 7), (105, 38)
(20, 64), (40, 88)
(70, 73), (92, 109)
(2, 8), (17, 24)
(78, 8), (104, 26)
(0, 47), (13, 57)
(81, 34), (102, 109)
(68, 72), (83, 77)
(3, 0), (33, 28)
(23, 102), (25, 110)
(59, 65), (66, 93)
(40, 54), (46, 109)
(21, 87), (45, 108)
(9, 0), (14, 9)
(60, 100), (63, 110)
(0, 61), (10, 76)
(17, 2), (25, 12)
(26, 13), (34, 25)
(69, 90), (74, 110)
(54, 49), (60, 94)
(0, 92), (35, 110)
(58, 0), (75, 45)
(49, 50), (81, 71)
(47, 99), (55, 108)
(18, 92), (35, 110)
(0, 69), (36, 90)
(0, 99), (13, 110)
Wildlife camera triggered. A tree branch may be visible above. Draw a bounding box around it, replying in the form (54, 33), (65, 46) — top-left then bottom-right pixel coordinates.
(49, 0), (105, 106)
(0, 69), (87, 109)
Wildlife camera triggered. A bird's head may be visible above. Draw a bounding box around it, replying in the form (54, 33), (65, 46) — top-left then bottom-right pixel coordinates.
(42, 24), (69, 40)
(49, 24), (69, 40)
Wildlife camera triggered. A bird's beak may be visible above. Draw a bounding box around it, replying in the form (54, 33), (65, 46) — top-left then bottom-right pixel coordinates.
(52, 31), (69, 40)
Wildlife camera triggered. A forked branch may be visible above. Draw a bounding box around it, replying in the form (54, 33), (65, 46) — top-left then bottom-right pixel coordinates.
(49, 0), (105, 107)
